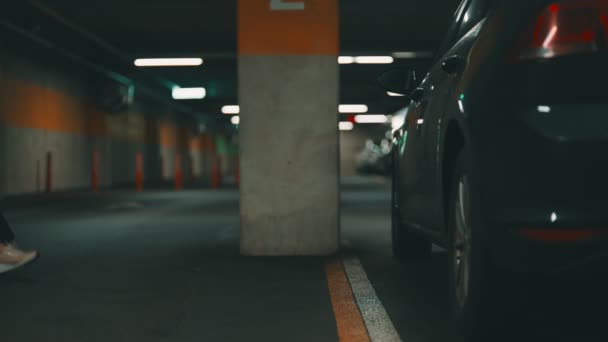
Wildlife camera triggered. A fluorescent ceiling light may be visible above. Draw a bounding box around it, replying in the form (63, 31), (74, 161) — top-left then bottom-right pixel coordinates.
(392, 51), (434, 59)
(355, 115), (389, 124)
(339, 104), (368, 113)
(339, 122), (354, 131)
(537, 105), (551, 113)
(231, 116), (240, 125)
(222, 105), (240, 114)
(387, 91), (405, 97)
(338, 56), (355, 64)
(172, 87), (206, 100)
(354, 56), (394, 64)
(134, 58), (203, 67)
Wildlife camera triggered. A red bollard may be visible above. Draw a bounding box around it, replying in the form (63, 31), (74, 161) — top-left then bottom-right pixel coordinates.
(175, 154), (183, 190)
(136, 153), (144, 192)
(92, 151), (100, 192)
(45, 151), (52, 193)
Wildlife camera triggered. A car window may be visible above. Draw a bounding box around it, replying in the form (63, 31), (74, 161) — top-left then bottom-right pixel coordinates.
(456, 0), (490, 39)
(434, 0), (472, 60)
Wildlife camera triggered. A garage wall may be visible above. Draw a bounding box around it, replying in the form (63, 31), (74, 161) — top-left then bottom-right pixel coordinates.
(0, 48), (215, 196)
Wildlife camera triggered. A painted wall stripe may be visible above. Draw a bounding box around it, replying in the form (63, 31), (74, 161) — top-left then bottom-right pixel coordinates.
(343, 257), (402, 342)
(0, 77), (199, 148)
(325, 258), (371, 342)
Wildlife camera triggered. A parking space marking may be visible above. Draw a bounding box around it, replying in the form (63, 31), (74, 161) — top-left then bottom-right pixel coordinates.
(325, 258), (371, 342)
(343, 257), (402, 342)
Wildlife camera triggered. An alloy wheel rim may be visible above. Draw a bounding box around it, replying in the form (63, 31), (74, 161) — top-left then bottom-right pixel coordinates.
(454, 175), (471, 309)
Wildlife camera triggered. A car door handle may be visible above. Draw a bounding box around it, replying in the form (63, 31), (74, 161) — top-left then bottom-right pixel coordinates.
(441, 55), (465, 75)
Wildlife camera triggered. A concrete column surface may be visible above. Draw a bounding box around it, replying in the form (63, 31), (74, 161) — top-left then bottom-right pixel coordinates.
(238, 0), (339, 256)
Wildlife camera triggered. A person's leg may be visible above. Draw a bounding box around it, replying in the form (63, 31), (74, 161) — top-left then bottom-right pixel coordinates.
(0, 210), (37, 274)
(0, 211), (16, 244)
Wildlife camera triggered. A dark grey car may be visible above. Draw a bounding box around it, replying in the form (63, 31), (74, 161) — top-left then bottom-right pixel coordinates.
(381, 0), (608, 338)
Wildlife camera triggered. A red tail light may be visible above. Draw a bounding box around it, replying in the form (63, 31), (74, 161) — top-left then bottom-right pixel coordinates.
(518, 228), (604, 242)
(511, 0), (608, 60)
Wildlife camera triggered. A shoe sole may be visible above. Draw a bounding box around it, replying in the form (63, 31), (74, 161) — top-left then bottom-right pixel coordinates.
(0, 252), (40, 275)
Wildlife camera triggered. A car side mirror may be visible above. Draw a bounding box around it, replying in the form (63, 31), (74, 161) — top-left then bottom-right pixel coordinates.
(377, 69), (418, 96)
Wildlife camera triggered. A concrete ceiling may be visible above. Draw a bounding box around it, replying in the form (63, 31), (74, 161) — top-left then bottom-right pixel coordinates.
(5, 0), (461, 121)
(34, 0), (459, 55)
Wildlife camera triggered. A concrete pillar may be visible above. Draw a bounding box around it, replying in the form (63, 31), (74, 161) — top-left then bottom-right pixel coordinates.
(238, 0), (340, 256)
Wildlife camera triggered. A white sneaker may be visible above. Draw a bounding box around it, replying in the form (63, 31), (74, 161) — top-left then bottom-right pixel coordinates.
(0, 244), (39, 274)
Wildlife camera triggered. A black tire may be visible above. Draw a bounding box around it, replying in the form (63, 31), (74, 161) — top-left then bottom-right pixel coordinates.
(391, 153), (432, 260)
(447, 151), (515, 340)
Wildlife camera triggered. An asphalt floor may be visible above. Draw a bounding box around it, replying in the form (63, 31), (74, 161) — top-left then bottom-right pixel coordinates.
(2, 177), (608, 342)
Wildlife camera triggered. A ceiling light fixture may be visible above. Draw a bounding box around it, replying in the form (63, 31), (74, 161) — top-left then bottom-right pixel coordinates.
(134, 58), (203, 67)
(354, 56), (394, 64)
(338, 56), (355, 64)
(339, 56), (395, 64)
(231, 116), (240, 125)
(537, 105), (551, 113)
(392, 51), (434, 59)
(354, 115), (389, 124)
(339, 104), (368, 113)
(222, 105), (240, 114)
(339, 122), (354, 131)
(172, 87), (206, 100)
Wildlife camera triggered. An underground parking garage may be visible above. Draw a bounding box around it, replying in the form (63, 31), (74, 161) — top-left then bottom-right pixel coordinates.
(2, 1), (608, 341)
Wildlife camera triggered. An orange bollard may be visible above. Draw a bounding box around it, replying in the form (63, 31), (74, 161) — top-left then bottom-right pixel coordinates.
(92, 151), (100, 192)
(175, 154), (183, 190)
(136, 153), (144, 192)
(45, 151), (52, 193)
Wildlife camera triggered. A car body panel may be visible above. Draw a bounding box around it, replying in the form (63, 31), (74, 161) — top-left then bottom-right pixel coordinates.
(393, 0), (608, 271)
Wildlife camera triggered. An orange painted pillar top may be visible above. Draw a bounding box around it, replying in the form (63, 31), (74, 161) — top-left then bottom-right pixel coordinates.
(239, 0), (339, 56)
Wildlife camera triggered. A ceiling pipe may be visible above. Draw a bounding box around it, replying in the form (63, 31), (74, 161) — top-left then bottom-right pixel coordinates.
(23, 0), (199, 118)
(0, 20), (197, 117)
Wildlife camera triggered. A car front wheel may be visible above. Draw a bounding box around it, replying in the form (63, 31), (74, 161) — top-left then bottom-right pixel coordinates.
(448, 151), (516, 340)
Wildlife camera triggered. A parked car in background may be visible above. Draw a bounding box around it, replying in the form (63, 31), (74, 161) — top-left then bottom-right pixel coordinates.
(380, 0), (608, 339)
(355, 138), (392, 176)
